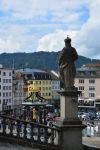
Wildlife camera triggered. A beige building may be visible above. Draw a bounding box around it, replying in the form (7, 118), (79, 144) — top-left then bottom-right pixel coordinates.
(75, 64), (100, 111)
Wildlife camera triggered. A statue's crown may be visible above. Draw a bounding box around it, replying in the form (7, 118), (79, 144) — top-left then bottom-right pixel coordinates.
(64, 36), (71, 43)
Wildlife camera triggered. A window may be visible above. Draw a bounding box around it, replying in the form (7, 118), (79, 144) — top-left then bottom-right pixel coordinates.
(9, 79), (11, 83)
(6, 86), (8, 90)
(46, 87), (48, 90)
(43, 81), (45, 84)
(35, 81), (38, 84)
(0, 99), (1, 104)
(3, 99), (5, 104)
(79, 86), (84, 91)
(89, 93), (95, 97)
(9, 99), (11, 103)
(0, 78), (1, 82)
(42, 87), (45, 90)
(89, 86), (95, 91)
(3, 86), (5, 90)
(6, 93), (8, 96)
(49, 93), (51, 96)
(79, 92), (84, 97)
(89, 79), (95, 84)
(79, 79), (84, 83)
(3, 72), (6, 76)
(6, 79), (8, 83)
(9, 72), (11, 76)
(9, 92), (11, 96)
(9, 105), (11, 109)
(3, 93), (5, 97)
(9, 86), (11, 90)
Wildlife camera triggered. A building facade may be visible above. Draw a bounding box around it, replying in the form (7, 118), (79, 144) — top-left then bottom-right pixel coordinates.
(50, 71), (60, 103)
(0, 65), (13, 112)
(75, 64), (100, 111)
(13, 71), (28, 115)
(17, 69), (52, 102)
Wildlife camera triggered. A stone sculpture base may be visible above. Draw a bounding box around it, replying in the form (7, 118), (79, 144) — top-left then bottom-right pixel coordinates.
(54, 88), (86, 150)
(55, 119), (85, 150)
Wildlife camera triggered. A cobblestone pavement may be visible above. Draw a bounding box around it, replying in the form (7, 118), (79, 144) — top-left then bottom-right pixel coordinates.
(0, 142), (39, 150)
(83, 136), (100, 148)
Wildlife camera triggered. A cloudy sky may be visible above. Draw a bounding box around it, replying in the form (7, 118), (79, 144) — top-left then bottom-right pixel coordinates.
(0, 0), (100, 58)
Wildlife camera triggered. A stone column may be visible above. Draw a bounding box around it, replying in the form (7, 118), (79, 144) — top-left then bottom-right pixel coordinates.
(55, 88), (86, 150)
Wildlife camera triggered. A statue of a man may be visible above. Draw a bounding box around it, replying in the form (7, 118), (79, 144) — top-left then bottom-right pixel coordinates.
(59, 37), (78, 89)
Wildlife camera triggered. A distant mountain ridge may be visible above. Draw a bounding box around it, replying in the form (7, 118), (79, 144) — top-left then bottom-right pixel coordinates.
(0, 52), (99, 70)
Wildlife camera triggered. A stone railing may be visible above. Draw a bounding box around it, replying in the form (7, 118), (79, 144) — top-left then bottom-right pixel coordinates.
(0, 115), (61, 150)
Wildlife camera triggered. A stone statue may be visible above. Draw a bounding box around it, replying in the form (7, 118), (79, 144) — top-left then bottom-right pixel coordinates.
(59, 37), (78, 90)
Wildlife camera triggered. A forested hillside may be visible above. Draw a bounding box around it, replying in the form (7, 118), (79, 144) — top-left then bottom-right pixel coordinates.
(0, 52), (99, 70)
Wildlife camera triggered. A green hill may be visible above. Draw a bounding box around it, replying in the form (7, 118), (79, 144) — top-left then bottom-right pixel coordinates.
(0, 52), (99, 70)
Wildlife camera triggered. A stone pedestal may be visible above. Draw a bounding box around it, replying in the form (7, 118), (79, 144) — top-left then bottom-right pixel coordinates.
(55, 88), (86, 150)
(59, 88), (79, 122)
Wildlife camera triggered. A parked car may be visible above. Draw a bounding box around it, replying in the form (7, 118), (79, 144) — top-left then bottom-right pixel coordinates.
(78, 112), (84, 119)
(94, 115), (100, 121)
(81, 113), (90, 120)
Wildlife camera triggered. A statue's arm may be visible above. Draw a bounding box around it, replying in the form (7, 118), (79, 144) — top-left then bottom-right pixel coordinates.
(72, 48), (78, 61)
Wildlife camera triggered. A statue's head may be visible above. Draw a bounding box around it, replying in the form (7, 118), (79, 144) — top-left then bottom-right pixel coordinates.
(64, 36), (71, 45)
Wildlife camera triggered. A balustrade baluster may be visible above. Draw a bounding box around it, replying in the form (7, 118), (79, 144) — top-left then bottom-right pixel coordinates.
(44, 127), (48, 144)
(50, 129), (55, 145)
(24, 122), (27, 139)
(9, 120), (13, 136)
(31, 124), (34, 141)
(37, 125), (41, 143)
(2, 118), (6, 135)
(0, 115), (60, 149)
(17, 120), (21, 138)
(57, 130), (62, 148)
(7, 119), (10, 135)
(0, 118), (2, 133)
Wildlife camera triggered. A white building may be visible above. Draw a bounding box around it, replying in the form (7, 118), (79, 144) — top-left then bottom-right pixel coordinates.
(50, 71), (60, 102)
(0, 65), (13, 112)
